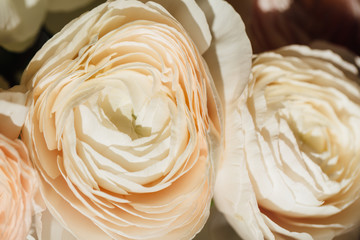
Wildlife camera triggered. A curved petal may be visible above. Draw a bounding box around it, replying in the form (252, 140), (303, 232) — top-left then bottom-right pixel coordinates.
(143, 0), (212, 54)
(22, 0), (225, 239)
(215, 102), (274, 240)
(198, 0), (252, 105)
(215, 44), (360, 239)
(0, 86), (28, 139)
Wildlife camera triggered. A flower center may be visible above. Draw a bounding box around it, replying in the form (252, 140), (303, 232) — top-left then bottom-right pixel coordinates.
(99, 87), (151, 140)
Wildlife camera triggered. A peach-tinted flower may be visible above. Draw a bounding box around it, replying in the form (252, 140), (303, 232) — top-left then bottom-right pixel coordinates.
(215, 45), (360, 240)
(0, 86), (28, 140)
(0, 134), (38, 240)
(0, 85), (38, 240)
(21, 0), (252, 239)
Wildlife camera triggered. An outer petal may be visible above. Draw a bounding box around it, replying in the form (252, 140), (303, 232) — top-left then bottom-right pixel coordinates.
(0, 86), (28, 139)
(33, 209), (79, 240)
(143, 0), (212, 55)
(214, 87), (274, 240)
(198, 0), (252, 104)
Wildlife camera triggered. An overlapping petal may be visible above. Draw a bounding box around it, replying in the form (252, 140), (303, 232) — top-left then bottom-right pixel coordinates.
(215, 45), (360, 240)
(19, 0), (253, 238)
(0, 134), (38, 240)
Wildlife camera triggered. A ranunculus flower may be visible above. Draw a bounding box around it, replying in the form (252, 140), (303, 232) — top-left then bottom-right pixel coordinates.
(0, 134), (38, 240)
(21, 0), (252, 239)
(0, 0), (96, 52)
(214, 45), (360, 240)
(228, 0), (360, 55)
(0, 86), (38, 240)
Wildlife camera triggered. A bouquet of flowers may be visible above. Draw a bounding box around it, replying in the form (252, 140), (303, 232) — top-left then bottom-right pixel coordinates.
(0, 0), (359, 239)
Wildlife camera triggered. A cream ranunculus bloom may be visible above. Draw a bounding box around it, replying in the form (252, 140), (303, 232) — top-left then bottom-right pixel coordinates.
(21, 0), (252, 239)
(214, 45), (360, 240)
(0, 86), (38, 240)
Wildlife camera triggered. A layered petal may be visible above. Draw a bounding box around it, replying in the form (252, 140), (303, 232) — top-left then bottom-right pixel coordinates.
(0, 134), (38, 240)
(18, 0), (251, 239)
(215, 45), (360, 240)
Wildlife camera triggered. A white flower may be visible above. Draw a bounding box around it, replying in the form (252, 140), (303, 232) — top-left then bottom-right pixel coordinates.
(215, 45), (360, 240)
(21, 0), (252, 239)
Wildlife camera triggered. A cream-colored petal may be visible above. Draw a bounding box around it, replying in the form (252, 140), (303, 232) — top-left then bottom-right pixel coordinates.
(215, 103), (274, 240)
(32, 210), (77, 240)
(215, 44), (360, 240)
(144, 0), (212, 54)
(198, 0), (252, 104)
(0, 87), (28, 139)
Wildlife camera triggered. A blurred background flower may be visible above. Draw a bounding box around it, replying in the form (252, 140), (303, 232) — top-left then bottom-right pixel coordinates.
(2, 0), (360, 239)
(0, 0), (105, 86)
(228, 0), (360, 55)
(0, 0), (98, 52)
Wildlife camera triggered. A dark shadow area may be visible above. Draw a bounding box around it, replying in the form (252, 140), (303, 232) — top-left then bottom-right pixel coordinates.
(0, 28), (52, 87)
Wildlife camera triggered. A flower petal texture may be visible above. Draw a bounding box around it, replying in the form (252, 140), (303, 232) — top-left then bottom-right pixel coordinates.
(215, 45), (360, 240)
(0, 86), (29, 140)
(21, 0), (230, 239)
(0, 134), (38, 240)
